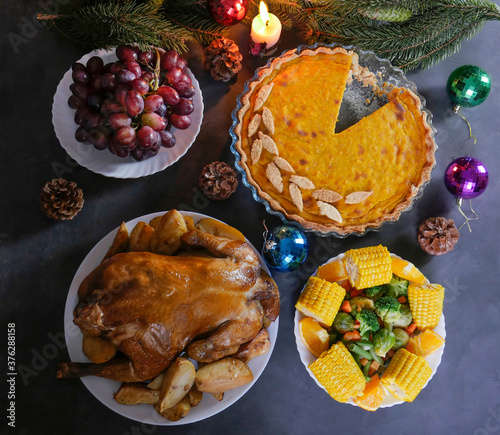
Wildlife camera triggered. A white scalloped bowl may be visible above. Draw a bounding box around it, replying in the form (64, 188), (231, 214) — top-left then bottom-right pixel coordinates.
(294, 253), (445, 409)
(52, 49), (203, 179)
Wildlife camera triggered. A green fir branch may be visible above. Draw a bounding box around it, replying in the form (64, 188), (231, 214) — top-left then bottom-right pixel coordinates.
(300, 0), (500, 70)
(38, 0), (192, 52)
(37, 0), (500, 71)
(165, 2), (229, 45)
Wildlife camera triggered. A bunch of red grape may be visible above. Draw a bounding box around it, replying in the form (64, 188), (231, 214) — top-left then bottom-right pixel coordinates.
(68, 45), (196, 161)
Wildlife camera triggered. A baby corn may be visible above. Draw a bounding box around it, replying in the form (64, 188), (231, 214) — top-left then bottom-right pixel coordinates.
(382, 348), (432, 402)
(408, 283), (444, 330)
(344, 245), (392, 289)
(295, 277), (345, 327)
(309, 341), (366, 403)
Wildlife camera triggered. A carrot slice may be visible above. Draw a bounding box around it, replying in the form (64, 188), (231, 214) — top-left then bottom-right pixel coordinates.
(397, 296), (407, 303)
(341, 300), (352, 313)
(405, 323), (417, 335)
(343, 330), (361, 341)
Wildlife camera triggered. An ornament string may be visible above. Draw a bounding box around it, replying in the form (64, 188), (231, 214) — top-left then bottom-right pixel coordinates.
(262, 221), (276, 252)
(457, 198), (479, 232)
(453, 106), (477, 144)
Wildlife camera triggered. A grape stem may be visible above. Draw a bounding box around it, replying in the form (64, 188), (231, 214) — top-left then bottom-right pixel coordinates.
(152, 48), (161, 92)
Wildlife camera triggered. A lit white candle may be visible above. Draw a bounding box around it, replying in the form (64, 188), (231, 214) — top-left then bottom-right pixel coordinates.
(250, 2), (282, 54)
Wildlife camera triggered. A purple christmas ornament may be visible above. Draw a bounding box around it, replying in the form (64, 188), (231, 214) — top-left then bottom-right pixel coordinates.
(444, 157), (489, 199)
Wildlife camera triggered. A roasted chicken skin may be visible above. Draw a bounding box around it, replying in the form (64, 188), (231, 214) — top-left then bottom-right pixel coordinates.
(57, 230), (279, 382)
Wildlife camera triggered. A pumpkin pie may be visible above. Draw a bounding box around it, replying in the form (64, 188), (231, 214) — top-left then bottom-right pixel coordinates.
(233, 46), (436, 235)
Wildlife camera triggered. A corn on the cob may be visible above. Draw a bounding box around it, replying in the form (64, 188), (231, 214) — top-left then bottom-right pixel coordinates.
(343, 245), (392, 289)
(295, 277), (346, 326)
(309, 341), (366, 402)
(408, 283), (444, 330)
(381, 348), (432, 402)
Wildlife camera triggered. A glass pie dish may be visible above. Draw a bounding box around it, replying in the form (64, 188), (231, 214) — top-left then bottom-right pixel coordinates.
(230, 42), (437, 237)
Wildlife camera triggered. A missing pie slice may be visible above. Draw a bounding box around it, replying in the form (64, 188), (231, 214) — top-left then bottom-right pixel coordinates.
(233, 46), (436, 236)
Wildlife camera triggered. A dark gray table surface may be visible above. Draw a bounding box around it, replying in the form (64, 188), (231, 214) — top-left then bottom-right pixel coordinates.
(2, 2), (500, 435)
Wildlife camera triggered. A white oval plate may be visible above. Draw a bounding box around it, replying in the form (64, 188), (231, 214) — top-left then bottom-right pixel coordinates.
(53, 49), (204, 178)
(64, 211), (278, 425)
(294, 253), (445, 409)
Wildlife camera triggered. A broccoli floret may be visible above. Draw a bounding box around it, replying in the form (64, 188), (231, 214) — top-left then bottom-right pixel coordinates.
(385, 275), (409, 299)
(374, 296), (402, 324)
(373, 328), (396, 357)
(393, 304), (413, 328)
(356, 310), (380, 336)
(365, 284), (387, 299)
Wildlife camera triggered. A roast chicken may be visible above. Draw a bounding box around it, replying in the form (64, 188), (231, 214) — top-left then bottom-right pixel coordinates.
(57, 228), (279, 383)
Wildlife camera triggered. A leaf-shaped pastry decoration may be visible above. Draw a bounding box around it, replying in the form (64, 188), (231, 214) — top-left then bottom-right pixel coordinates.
(312, 189), (342, 204)
(254, 83), (274, 112)
(258, 131), (279, 155)
(262, 107), (275, 134)
(317, 201), (343, 223)
(273, 156), (295, 173)
(289, 182), (303, 212)
(289, 175), (315, 190)
(345, 191), (373, 204)
(251, 139), (263, 165)
(248, 114), (262, 137)
(266, 162), (283, 193)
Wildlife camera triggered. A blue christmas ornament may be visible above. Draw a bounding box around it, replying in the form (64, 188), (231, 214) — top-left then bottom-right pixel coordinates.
(262, 224), (308, 271)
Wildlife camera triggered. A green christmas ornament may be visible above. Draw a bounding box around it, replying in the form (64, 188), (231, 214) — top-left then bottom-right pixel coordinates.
(446, 65), (491, 109)
(446, 65), (491, 144)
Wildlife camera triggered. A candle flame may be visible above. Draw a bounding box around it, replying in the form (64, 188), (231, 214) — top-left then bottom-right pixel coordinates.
(259, 1), (270, 26)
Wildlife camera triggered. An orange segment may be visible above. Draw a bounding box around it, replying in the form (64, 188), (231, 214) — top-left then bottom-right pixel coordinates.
(353, 374), (384, 411)
(391, 256), (426, 284)
(405, 329), (445, 357)
(317, 259), (348, 282)
(299, 317), (330, 357)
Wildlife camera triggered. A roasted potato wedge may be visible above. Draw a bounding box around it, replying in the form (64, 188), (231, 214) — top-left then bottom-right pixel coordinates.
(158, 357), (196, 413)
(195, 218), (245, 241)
(129, 221), (155, 252)
(155, 395), (191, 421)
(102, 222), (129, 261)
(149, 216), (162, 230)
(212, 392), (224, 401)
(151, 209), (188, 255)
(187, 384), (203, 407)
(147, 372), (166, 390)
(82, 335), (117, 364)
(232, 329), (271, 364)
(195, 358), (253, 394)
(184, 216), (196, 231)
(114, 383), (160, 405)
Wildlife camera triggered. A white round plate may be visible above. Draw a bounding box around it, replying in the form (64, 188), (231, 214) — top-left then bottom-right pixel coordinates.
(53, 49), (204, 178)
(64, 211), (278, 425)
(294, 253), (445, 409)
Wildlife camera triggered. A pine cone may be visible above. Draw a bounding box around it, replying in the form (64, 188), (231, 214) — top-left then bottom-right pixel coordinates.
(40, 178), (84, 220)
(417, 217), (460, 256)
(203, 37), (243, 82)
(199, 161), (238, 200)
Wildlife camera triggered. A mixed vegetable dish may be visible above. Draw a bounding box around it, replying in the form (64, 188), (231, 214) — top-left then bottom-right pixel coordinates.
(296, 245), (445, 411)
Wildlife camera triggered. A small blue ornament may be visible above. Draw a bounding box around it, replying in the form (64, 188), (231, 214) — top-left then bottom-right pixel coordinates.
(262, 223), (308, 271)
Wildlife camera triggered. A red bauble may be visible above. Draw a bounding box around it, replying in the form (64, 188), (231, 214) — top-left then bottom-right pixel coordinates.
(207, 0), (249, 26)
